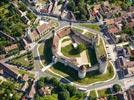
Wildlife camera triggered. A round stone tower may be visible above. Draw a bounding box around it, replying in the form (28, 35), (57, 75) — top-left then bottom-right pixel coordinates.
(78, 65), (86, 79)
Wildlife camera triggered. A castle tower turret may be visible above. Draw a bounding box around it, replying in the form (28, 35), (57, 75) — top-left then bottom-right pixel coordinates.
(78, 65), (86, 79)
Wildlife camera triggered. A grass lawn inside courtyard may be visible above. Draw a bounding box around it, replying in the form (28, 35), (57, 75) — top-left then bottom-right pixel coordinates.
(50, 62), (114, 85)
(79, 23), (100, 31)
(61, 43), (87, 57)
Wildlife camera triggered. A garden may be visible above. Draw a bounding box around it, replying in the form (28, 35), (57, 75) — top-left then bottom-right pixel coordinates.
(8, 51), (34, 70)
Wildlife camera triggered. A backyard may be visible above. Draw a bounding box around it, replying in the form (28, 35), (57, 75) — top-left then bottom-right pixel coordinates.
(9, 51), (34, 70)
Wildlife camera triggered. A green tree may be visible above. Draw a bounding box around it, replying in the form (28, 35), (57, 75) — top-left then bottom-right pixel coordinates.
(66, 85), (77, 97)
(113, 84), (122, 93)
(108, 95), (117, 100)
(58, 90), (70, 100)
(50, 77), (60, 86)
(67, 0), (75, 12)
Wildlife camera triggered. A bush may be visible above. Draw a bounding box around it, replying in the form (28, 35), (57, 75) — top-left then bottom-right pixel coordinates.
(113, 84), (122, 93)
(18, 3), (27, 12)
(58, 90), (70, 100)
(66, 85), (77, 97)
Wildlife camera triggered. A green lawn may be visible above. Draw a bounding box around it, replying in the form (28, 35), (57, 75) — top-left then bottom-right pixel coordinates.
(70, 96), (83, 100)
(97, 88), (112, 97)
(11, 54), (30, 67)
(51, 62), (79, 81)
(44, 38), (53, 64)
(61, 43), (86, 57)
(62, 38), (71, 43)
(43, 94), (58, 100)
(38, 44), (47, 66)
(87, 47), (98, 65)
(90, 90), (97, 98)
(84, 32), (94, 38)
(79, 24), (100, 31)
(76, 62), (114, 84)
(51, 62), (114, 85)
(72, 27), (83, 33)
(19, 69), (34, 77)
(96, 38), (106, 57)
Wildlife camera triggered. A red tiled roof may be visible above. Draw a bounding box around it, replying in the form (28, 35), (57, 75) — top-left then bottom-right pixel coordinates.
(4, 44), (18, 53)
(28, 81), (36, 98)
(127, 21), (134, 28)
(57, 27), (71, 38)
(37, 21), (52, 34)
(124, 61), (134, 68)
(40, 8), (48, 13)
(108, 25), (120, 34)
(104, 19), (114, 25)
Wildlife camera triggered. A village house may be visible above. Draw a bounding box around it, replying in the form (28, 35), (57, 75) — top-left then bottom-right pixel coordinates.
(28, 20), (56, 42)
(116, 47), (129, 58)
(117, 57), (134, 76)
(0, 63), (21, 79)
(38, 86), (52, 96)
(4, 43), (18, 54)
(21, 82), (29, 92)
(0, 54), (5, 60)
(126, 85), (134, 100)
(28, 80), (36, 99)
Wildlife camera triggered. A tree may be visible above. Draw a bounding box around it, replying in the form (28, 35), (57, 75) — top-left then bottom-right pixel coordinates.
(66, 85), (77, 97)
(67, 0), (75, 12)
(58, 90), (70, 100)
(122, 27), (134, 35)
(113, 84), (122, 93)
(34, 94), (40, 100)
(50, 77), (59, 86)
(37, 80), (45, 89)
(108, 95), (117, 100)
(106, 88), (112, 94)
